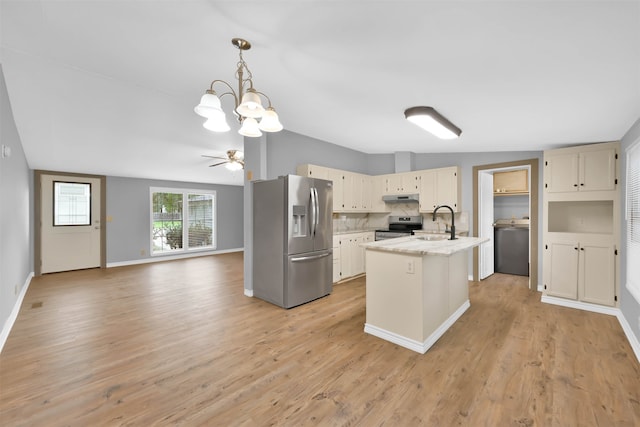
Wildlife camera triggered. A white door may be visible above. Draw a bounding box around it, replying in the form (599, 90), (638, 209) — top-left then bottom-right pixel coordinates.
(479, 171), (494, 279)
(41, 174), (102, 273)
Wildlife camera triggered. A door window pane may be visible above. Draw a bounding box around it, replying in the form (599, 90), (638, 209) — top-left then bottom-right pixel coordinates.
(54, 181), (91, 226)
(188, 194), (214, 249)
(152, 192), (183, 253)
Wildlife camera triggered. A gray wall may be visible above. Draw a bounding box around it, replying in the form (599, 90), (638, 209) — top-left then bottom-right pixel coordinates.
(265, 130), (370, 178)
(0, 65), (33, 336)
(106, 176), (243, 263)
(620, 117), (640, 345)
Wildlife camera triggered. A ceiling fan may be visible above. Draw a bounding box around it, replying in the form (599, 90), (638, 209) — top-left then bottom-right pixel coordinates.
(202, 150), (244, 171)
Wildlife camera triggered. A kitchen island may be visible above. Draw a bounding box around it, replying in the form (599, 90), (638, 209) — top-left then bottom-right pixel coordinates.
(361, 235), (488, 354)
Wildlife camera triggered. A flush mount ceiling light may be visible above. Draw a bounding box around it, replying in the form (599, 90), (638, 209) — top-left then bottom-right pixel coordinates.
(404, 106), (461, 139)
(194, 38), (283, 138)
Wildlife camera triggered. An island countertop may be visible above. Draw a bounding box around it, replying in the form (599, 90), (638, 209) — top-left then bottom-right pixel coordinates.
(361, 235), (488, 256)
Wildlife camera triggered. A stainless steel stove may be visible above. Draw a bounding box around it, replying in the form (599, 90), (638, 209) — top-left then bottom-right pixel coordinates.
(375, 215), (423, 241)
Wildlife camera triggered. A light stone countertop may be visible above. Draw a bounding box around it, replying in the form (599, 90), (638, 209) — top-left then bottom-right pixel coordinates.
(333, 228), (378, 236)
(361, 235), (489, 256)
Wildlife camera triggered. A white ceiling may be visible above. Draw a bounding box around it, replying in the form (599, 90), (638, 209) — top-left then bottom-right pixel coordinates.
(1, 1), (639, 186)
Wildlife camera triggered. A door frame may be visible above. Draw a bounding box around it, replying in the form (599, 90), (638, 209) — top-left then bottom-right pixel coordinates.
(472, 159), (539, 290)
(34, 170), (107, 275)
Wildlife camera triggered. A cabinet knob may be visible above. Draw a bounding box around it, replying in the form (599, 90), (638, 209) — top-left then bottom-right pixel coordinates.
(580, 183), (584, 186)
(580, 247), (584, 251)
(573, 184), (578, 187)
(574, 247), (578, 250)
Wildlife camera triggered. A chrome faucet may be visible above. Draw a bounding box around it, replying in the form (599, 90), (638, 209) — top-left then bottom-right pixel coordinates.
(433, 205), (456, 240)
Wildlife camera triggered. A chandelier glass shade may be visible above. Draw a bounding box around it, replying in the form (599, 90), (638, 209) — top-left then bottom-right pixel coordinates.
(195, 38), (283, 137)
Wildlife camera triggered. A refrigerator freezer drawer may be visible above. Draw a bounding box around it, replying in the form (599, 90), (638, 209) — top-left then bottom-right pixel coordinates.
(285, 250), (333, 308)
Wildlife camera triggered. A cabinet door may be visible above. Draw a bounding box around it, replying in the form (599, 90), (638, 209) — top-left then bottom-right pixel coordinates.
(545, 241), (579, 299)
(350, 235), (365, 276)
(339, 235), (352, 280)
(369, 175), (389, 212)
(385, 174), (403, 194)
(360, 175), (371, 211)
(546, 154), (579, 193)
(579, 243), (615, 306)
(328, 169), (344, 212)
(580, 148), (616, 192)
(436, 167), (459, 211)
(419, 170), (437, 212)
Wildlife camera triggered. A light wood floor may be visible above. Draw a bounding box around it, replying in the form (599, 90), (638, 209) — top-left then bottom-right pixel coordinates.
(1, 253), (639, 426)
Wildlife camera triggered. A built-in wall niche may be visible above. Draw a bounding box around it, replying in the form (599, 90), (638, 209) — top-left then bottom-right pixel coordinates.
(547, 200), (613, 234)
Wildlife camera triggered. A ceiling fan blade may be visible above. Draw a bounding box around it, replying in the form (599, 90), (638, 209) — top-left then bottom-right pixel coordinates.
(202, 155), (227, 160)
(208, 161), (229, 168)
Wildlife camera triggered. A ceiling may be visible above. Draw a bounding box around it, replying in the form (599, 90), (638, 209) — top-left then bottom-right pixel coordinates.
(1, 1), (639, 186)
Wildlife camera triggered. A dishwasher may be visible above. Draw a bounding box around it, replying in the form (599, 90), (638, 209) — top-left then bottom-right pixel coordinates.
(493, 218), (529, 276)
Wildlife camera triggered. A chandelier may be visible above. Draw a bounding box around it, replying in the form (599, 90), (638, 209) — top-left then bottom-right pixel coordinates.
(194, 38), (283, 137)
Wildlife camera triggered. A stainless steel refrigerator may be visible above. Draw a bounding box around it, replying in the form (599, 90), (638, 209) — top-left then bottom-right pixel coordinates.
(252, 175), (333, 308)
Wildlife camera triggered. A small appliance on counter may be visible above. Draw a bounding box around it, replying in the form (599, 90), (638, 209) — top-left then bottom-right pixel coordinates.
(253, 175), (333, 308)
(374, 215), (423, 241)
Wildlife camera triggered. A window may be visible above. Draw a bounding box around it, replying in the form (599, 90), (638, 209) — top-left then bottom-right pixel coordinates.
(54, 181), (91, 226)
(627, 139), (640, 303)
(151, 188), (215, 255)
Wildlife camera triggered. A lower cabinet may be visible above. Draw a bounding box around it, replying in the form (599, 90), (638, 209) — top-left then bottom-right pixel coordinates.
(543, 234), (616, 306)
(335, 232), (374, 282)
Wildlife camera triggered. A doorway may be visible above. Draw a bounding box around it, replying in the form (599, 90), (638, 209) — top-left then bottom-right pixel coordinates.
(472, 159), (539, 290)
(35, 171), (106, 275)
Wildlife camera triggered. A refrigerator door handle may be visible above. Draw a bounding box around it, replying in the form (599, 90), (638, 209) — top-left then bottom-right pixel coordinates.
(291, 252), (331, 262)
(310, 187), (317, 237)
(313, 187), (319, 235)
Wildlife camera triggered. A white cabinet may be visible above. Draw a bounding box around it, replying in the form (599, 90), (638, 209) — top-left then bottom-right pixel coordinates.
(419, 167), (461, 212)
(543, 235), (616, 306)
(342, 172), (370, 212)
(332, 236), (341, 283)
(297, 164), (460, 214)
(383, 172), (420, 195)
(369, 175), (390, 212)
(545, 145), (617, 193)
(542, 141), (620, 309)
(335, 231), (373, 282)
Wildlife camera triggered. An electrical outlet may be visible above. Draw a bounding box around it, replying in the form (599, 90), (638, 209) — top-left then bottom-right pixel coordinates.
(406, 260), (415, 274)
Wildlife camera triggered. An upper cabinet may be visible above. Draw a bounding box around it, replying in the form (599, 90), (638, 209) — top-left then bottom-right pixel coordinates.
(382, 172), (420, 195)
(297, 164), (460, 214)
(544, 143), (617, 193)
(418, 167), (461, 212)
(494, 169), (528, 195)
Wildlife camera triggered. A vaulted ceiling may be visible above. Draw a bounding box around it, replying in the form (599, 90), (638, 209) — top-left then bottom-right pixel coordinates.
(2, 1), (639, 186)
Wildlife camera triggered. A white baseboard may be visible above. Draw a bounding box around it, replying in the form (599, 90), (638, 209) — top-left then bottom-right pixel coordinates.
(616, 312), (640, 364)
(364, 300), (471, 354)
(541, 295), (620, 316)
(244, 288), (253, 297)
(541, 294), (640, 364)
(1, 272), (34, 353)
(107, 247), (243, 268)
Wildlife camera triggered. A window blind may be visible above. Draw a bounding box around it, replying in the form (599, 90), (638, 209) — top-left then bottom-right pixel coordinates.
(627, 140), (640, 303)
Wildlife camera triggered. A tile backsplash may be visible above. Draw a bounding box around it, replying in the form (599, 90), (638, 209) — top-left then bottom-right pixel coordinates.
(333, 209), (469, 234)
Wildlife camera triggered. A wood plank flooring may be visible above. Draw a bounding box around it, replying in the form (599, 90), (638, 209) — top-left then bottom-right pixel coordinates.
(1, 253), (639, 426)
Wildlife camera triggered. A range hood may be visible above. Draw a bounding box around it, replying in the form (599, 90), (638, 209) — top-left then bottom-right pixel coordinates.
(382, 194), (419, 203)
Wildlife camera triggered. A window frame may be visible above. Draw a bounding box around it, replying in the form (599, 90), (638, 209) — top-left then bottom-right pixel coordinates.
(150, 187), (217, 256)
(626, 137), (640, 304)
(53, 180), (92, 226)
